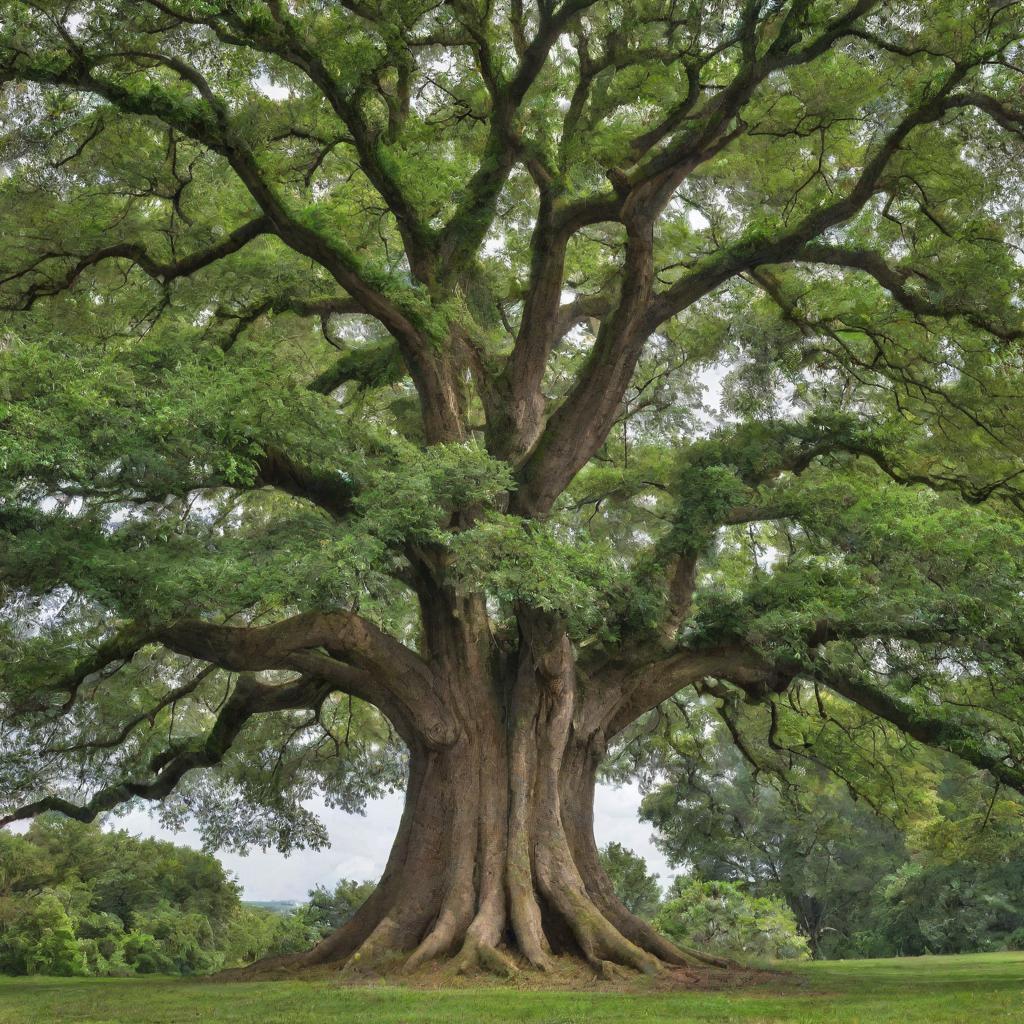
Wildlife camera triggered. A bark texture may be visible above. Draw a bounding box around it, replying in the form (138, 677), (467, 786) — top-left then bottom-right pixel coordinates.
(234, 594), (732, 978)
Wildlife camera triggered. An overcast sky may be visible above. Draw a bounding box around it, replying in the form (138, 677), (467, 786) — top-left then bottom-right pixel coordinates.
(107, 782), (674, 902)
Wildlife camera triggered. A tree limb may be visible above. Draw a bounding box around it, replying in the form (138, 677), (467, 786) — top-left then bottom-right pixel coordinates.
(1, 216), (273, 310)
(815, 661), (1024, 794)
(158, 612), (454, 747)
(0, 671), (330, 827)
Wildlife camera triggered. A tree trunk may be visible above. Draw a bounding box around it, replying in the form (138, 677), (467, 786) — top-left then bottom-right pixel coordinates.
(237, 593), (728, 979)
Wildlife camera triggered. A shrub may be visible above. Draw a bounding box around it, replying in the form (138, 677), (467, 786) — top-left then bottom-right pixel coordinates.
(655, 878), (809, 961)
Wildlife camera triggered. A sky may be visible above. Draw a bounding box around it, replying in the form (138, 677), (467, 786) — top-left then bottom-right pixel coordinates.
(108, 782), (675, 903)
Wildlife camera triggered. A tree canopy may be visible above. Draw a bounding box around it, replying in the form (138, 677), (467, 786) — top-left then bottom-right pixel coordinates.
(1, 0), (1024, 976)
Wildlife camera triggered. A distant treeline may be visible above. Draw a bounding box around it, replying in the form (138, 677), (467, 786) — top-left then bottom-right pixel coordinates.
(0, 817), (372, 977)
(4, 810), (1023, 976)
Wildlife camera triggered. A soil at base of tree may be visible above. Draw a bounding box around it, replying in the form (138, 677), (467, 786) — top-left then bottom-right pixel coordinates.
(209, 955), (793, 993)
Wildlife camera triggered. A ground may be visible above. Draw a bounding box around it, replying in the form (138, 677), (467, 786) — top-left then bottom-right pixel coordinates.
(1, 952), (1021, 1023)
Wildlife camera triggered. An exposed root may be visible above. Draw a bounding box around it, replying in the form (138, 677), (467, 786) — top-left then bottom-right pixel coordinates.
(507, 862), (554, 971)
(339, 916), (410, 976)
(404, 900), (473, 973)
(600, 901), (735, 969)
(675, 944), (737, 969)
(211, 949), (312, 981)
(454, 933), (520, 977)
(536, 848), (661, 976)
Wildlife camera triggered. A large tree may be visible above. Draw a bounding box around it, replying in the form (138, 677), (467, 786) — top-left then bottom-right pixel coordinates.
(2, 0), (1024, 977)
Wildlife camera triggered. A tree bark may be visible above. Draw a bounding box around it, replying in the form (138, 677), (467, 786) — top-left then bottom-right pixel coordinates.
(245, 597), (725, 978)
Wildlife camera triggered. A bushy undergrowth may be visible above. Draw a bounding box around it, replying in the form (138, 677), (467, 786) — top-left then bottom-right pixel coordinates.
(0, 817), (372, 976)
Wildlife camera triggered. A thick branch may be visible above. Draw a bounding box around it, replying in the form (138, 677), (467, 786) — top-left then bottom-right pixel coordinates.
(790, 243), (1023, 341)
(593, 645), (781, 741)
(514, 217), (656, 514)
(1, 48), (442, 405)
(816, 662), (1024, 794)
(158, 612), (453, 747)
(253, 447), (356, 519)
(20, 624), (154, 712)
(0, 671), (328, 827)
(1, 216), (273, 310)
(511, 36), (976, 516)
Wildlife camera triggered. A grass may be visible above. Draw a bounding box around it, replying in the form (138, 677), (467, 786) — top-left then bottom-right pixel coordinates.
(1, 952), (1022, 1023)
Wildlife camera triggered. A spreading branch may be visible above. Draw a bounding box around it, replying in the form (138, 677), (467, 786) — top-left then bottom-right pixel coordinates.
(1, 216), (273, 310)
(0, 671), (330, 827)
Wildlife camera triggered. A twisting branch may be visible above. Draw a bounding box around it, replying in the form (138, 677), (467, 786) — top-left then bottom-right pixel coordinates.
(642, 63), (977, 332)
(0, 216), (273, 310)
(502, 0), (880, 413)
(158, 611), (454, 748)
(0, 42), (453, 435)
(437, 0), (602, 270)
(789, 243), (1024, 341)
(136, 0), (436, 269)
(14, 625), (156, 713)
(0, 671), (331, 827)
(510, 13), (976, 515)
(42, 664), (218, 755)
(814, 660), (1024, 795)
(588, 644), (784, 742)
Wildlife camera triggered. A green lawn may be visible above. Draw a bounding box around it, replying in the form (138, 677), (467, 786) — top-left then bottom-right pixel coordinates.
(1, 952), (1021, 1023)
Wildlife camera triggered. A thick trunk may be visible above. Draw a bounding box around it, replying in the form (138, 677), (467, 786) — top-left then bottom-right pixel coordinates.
(251, 600), (724, 977)
(292, 728), (717, 977)
(226, 598), (729, 978)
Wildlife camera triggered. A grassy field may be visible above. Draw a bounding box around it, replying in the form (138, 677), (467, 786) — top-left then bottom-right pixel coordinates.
(1, 952), (1021, 1023)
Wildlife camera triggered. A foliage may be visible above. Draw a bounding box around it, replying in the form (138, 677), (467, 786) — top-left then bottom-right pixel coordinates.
(0, 889), (90, 977)
(221, 907), (315, 968)
(632, 702), (1024, 958)
(655, 878), (810, 962)
(597, 843), (661, 920)
(0, 816), (328, 976)
(299, 879), (376, 938)
(870, 860), (1024, 958)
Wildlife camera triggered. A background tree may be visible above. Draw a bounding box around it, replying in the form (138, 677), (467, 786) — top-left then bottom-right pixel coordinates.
(2, 0), (1024, 977)
(598, 843), (661, 920)
(300, 879), (378, 937)
(655, 877), (810, 961)
(0, 817), (306, 976)
(630, 694), (1024, 957)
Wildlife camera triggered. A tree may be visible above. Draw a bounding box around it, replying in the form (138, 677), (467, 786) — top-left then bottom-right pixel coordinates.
(598, 844), (661, 920)
(222, 906), (319, 968)
(633, 693), (1024, 958)
(636, 704), (909, 956)
(301, 879), (378, 937)
(2, 0), (1024, 978)
(655, 878), (809, 961)
(2, 890), (91, 977)
(0, 817), (271, 976)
